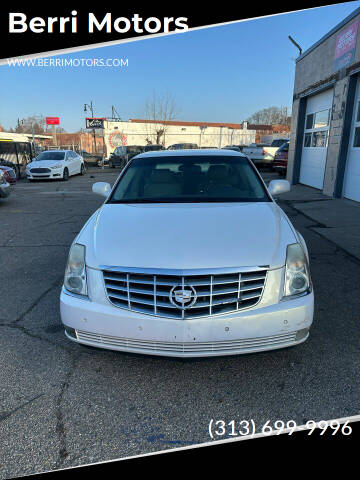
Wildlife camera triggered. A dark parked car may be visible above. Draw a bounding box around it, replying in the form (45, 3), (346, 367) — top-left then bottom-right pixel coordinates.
(109, 146), (143, 168)
(77, 149), (103, 166)
(222, 146), (242, 152)
(167, 143), (198, 150)
(143, 144), (164, 152)
(272, 141), (289, 176)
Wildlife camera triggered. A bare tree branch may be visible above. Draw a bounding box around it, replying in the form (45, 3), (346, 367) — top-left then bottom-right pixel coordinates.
(247, 106), (291, 126)
(144, 92), (179, 145)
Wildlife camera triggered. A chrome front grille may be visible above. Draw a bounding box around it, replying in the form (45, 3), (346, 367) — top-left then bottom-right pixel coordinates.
(102, 267), (267, 319)
(75, 330), (296, 355)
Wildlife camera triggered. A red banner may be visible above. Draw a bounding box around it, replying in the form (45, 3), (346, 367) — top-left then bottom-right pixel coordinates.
(46, 117), (60, 125)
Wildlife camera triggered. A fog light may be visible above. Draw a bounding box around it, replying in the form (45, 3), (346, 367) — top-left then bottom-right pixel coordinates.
(65, 327), (77, 339)
(67, 276), (83, 291)
(295, 328), (309, 342)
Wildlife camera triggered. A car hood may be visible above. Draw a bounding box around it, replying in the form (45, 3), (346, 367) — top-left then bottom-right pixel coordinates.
(28, 160), (64, 168)
(78, 202), (297, 270)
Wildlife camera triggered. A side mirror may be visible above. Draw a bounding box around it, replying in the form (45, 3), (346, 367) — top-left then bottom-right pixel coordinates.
(92, 182), (111, 198)
(268, 179), (290, 196)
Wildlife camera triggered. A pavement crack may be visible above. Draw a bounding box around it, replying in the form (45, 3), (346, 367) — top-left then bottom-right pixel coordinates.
(54, 355), (80, 468)
(0, 394), (44, 423)
(2, 323), (74, 353)
(13, 277), (63, 325)
(4, 216), (75, 247)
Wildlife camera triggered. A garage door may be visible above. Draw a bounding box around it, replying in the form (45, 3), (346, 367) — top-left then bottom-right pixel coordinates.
(300, 89), (333, 189)
(343, 77), (360, 202)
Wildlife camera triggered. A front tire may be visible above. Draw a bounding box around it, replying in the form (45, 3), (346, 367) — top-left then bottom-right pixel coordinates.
(62, 168), (69, 181)
(80, 163), (85, 175)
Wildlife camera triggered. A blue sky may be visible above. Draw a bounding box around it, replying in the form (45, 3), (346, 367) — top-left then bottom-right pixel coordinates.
(1, 2), (360, 132)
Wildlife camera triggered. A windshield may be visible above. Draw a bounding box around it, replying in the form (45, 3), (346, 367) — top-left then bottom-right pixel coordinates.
(109, 155), (270, 204)
(271, 139), (288, 147)
(127, 146), (143, 153)
(144, 145), (162, 151)
(35, 152), (65, 161)
(277, 142), (289, 152)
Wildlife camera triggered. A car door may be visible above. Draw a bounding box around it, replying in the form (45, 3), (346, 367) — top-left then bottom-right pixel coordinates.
(74, 151), (82, 173)
(113, 147), (123, 165)
(66, 151), (76, 176)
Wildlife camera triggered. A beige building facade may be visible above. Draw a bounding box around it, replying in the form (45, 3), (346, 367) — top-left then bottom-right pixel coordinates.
(287, 7), (360, 202)
(103, 119), (256, 155)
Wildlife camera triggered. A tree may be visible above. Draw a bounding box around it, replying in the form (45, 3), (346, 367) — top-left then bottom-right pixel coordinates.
(13, 115), (67, 135)
(247, 106), (291, 126)
(15, 115), (47, 134)
(144, 92), (179, 145)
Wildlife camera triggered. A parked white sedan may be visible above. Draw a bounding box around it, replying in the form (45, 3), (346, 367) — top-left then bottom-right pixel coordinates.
(60, 149), (314, 357)
(26, 150), (85, 181)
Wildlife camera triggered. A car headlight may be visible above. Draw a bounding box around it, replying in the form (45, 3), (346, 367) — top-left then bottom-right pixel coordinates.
(50, 164), (63, 169)
(64, 243), (88, 296)
(283, 243), (311, 297)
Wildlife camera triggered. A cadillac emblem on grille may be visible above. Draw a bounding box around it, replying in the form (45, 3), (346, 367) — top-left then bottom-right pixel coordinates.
(169, 285), (197, 309)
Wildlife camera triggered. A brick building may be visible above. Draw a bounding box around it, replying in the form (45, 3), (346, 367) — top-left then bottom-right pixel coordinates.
(43, 132), (104, 154)
(287, 6), (360, 202)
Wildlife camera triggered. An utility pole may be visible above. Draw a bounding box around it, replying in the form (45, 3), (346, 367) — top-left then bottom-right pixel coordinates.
(19, 118), (36, 153)
(111, 105), (121, 120)
(84, 101), (97, 154)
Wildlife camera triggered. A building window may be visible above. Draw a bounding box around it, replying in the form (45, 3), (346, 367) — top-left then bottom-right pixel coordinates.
(356, 102), (360, 123)
(353, 127), (360, 148)
(303, 108), (331, 148)
(314, 109), (330, 128)
(305, 109), (330, 131)
(311, 131), (328, 148)
(304, 133), (312, 147)
(306, 114), (314, 130)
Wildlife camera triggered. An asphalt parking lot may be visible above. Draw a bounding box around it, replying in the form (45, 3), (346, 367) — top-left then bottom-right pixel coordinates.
(0, 168), (359, 477)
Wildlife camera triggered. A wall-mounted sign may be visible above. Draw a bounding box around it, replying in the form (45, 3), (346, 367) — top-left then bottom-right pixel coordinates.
(46, 117), (60, 125)
(334, 20), (359, 71)
(86, 117), (105, 129)
(109, 131), (127, 148)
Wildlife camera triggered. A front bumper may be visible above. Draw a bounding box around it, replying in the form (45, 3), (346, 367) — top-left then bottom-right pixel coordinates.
(27, 170), (63, 180)
(0, 181), (10, 198)
(60, 267), (314, 357)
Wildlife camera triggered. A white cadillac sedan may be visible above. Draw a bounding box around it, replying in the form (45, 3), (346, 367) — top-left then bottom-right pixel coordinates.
(60, 150), (314, 357)
(26, 150), (85, 181)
